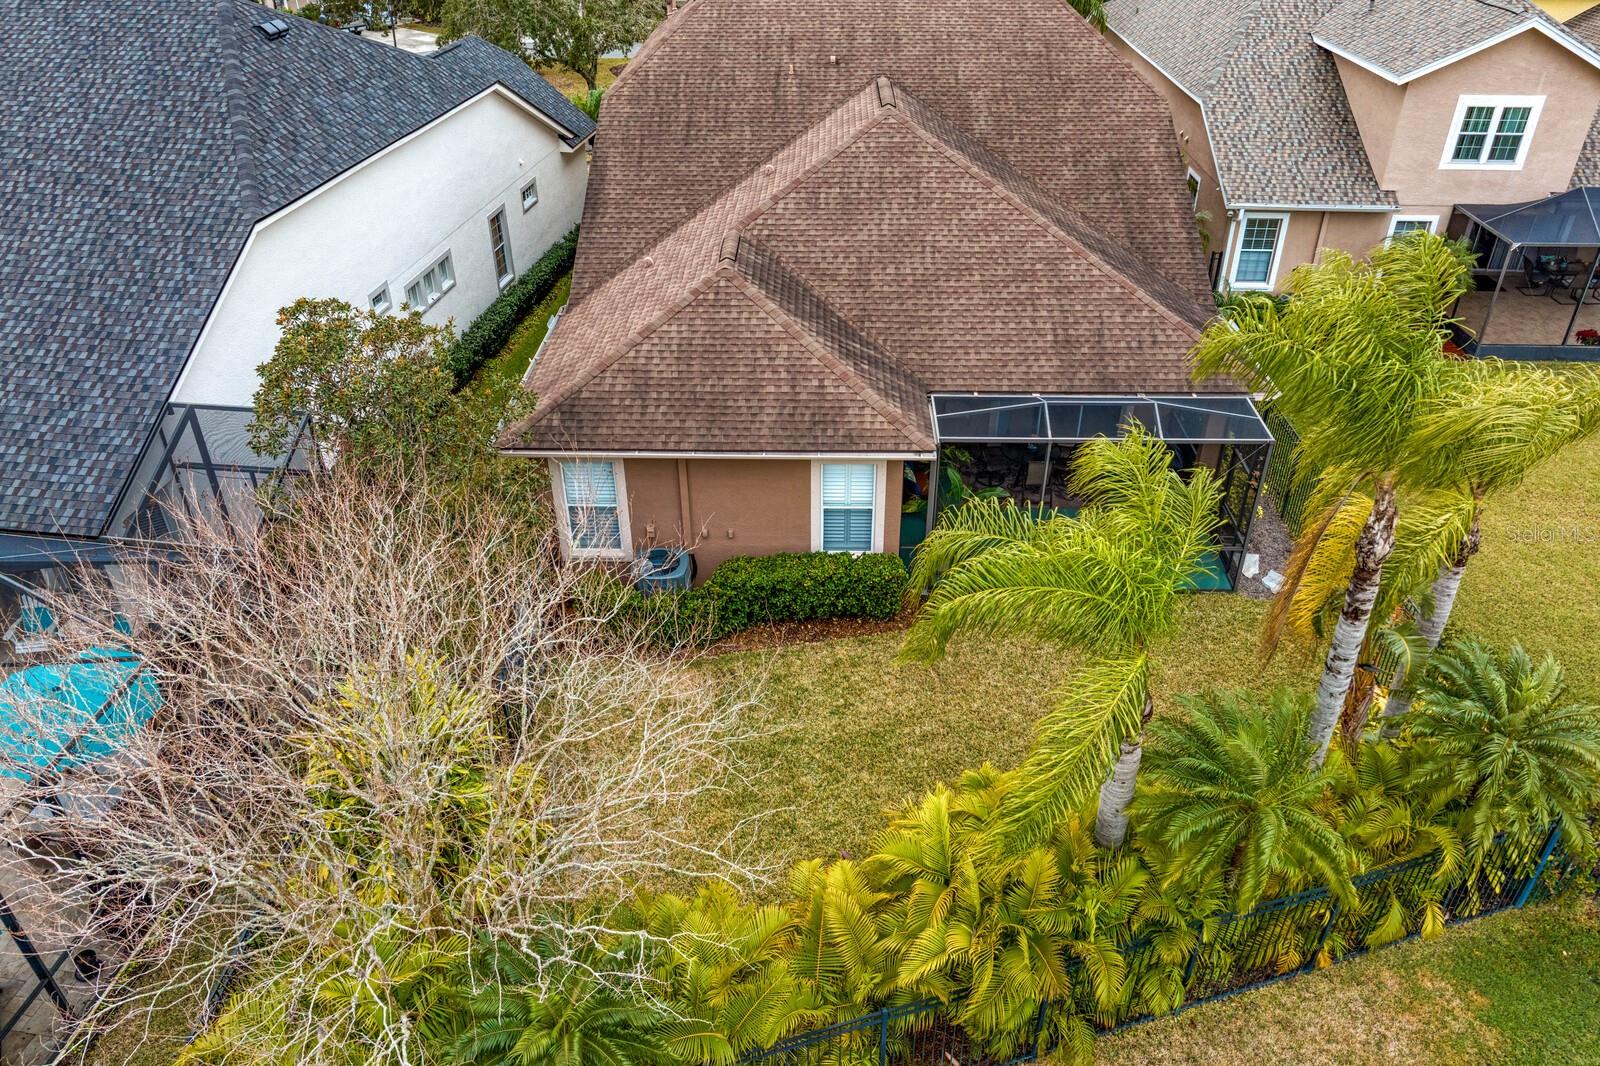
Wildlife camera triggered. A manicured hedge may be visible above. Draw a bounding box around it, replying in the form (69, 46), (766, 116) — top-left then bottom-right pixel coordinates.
(445, 226), (580, 384)
(604, 551), (909, 646)
(702, 552), (908, 633)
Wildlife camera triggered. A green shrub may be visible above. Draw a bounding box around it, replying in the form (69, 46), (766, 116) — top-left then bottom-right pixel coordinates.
(445, 227), (579, 385)
(703, 552), (908, 633)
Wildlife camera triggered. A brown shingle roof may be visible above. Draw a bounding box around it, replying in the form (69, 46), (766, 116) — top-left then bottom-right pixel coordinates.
(503, 1), (1226, 456)
(570, 0), (1213, 302)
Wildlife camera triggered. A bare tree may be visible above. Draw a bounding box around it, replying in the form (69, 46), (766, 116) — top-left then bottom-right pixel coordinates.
(0, 466), (762, 1063)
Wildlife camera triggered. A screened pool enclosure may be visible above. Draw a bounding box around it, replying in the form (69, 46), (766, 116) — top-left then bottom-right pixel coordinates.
(902, 394), (1272, 589)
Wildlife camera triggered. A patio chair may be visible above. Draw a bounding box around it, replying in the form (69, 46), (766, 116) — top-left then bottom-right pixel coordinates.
(3, 595), (56, 655)
(1518, 254), (1555, 296)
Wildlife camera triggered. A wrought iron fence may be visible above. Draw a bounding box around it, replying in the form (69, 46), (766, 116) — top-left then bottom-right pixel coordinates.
(1260, 404), (1312, 536)
(742, 823), (1573, 1066)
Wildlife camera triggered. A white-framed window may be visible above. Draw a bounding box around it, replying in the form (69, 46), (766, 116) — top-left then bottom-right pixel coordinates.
(1228, 211), (1289, 290)
(369, 284), (392, 314)
(488, 208), (514, 288)
(521, 178), (540, 212)
(812, 461), (882, 554)
(404, 252), (455, 309)
(1387, 215), (1439, 240)
(1186, 168), (1202, 209)
(554, 459), (630, 558)
(1441, 96), (1543, 170)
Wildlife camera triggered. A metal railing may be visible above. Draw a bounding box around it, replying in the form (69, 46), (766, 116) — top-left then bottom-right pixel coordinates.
(1260, 405), (1313, 537)
(742, 823), (1573, 1066)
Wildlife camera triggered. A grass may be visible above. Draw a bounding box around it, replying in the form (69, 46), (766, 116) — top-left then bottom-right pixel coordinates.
(1092, 897), (1600, 1065)
(691, 594), (1317, 874)
(1450, 419), (1600, 698)
(536, 59), (628, 99)
(467, 273), (572, 396)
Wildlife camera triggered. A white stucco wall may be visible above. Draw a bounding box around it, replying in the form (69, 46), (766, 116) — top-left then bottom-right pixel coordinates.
(173, 88), (588, 407)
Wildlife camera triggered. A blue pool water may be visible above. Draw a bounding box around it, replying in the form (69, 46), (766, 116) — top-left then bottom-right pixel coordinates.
(0, 647), (160, 782)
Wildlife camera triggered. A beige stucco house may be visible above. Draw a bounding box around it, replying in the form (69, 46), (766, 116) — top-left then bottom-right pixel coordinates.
(1107, 0), (1600, 301)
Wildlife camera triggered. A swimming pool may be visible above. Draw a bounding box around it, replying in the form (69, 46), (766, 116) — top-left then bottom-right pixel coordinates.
(0, 647), (160, 782)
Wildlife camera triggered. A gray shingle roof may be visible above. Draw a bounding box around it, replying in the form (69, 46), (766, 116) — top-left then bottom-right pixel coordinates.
(1107, 0), (1395, 209)
(1313, 0), (1597, 81)
(0, 0), (593, 539)
(1566, 6), (1600, 188)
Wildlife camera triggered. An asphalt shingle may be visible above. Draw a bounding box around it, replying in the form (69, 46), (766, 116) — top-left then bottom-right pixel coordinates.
(0, 0), (593, 539)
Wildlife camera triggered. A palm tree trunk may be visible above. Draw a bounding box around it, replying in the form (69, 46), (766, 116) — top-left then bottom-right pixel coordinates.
(1381, 507), (1481, 732)
(1307, 481), (1398, 765)
(1095, 692), (1154, 848)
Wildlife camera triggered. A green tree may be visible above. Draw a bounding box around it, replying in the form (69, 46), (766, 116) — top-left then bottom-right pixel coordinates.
(1408, 638), (1600, 862)
(1191, 234), (1472, 765)
(442, 0), (658, 90)
(1131, 690), (1353, 911)
(1065, 0), (1107, 31)
(901, 429), (1221, 848)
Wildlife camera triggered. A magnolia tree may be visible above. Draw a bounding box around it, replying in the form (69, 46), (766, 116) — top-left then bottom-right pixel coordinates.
(4, 468), (762, 1063)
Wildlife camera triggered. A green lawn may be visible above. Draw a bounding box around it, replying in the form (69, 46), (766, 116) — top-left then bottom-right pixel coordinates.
(1093, 898), (1600, 1065)
(468, 273), (572, 396)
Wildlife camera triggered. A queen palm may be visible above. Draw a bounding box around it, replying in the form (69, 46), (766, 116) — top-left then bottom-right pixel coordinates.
(1131, 689), (1353, 911)
(901, 428), (1221, 849)
(1408, 638), (1600, 862)
(1377, 362), (1600, 723)
(1191, 234), (1472, 764)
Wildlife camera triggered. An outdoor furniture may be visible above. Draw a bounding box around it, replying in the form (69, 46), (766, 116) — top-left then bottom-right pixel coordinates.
(1518, 253), (1554, 296)
(3, 596), (56, 656)
(1540, 256), (1587, 301)
(632, 548), (695, 595)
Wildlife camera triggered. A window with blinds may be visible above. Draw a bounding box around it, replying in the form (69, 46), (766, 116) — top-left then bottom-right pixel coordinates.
(819, 463), (876, 553)
(561, 460), (622, 551)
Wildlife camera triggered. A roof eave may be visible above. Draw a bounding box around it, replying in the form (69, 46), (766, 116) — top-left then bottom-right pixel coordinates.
(1314, 20), (1600, 86)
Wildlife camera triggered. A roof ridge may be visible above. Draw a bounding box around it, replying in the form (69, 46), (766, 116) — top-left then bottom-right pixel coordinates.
(725, 237), (933, 448)
(885, 90), (1206, 336)
(218, 1), (263, 218)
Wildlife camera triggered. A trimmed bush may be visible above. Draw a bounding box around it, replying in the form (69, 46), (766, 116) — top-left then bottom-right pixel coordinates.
(445, 227), (579, 384)
(702, 552), (908, 634)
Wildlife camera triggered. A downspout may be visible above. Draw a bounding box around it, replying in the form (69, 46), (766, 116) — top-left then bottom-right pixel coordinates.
(1312, 210), (1330, 264)
(1218, 210), (1240, 289)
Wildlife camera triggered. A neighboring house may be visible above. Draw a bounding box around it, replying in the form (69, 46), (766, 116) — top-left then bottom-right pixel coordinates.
(1106, 0), (1600, 317)
(499, 0), (1275, 588)
(0, 0), (594, 582)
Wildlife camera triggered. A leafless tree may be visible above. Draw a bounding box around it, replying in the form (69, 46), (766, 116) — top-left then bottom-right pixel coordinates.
(0, 466), (763, 1063)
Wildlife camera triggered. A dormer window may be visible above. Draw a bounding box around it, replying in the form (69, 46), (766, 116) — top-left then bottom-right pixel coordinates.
(1442, 96), (1542, 170)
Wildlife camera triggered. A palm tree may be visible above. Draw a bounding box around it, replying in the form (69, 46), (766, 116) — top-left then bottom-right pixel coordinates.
(450, 935), (671, 1066)
(901, 428), (1221, 848)
(1406, 639), (1600, 862)
(1377, 362), (1600, 723)
(1131, 689), (1353, 911)
(1191, 234), (1472, 765)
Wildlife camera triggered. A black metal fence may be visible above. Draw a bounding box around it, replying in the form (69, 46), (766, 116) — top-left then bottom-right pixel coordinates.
(743, 824), (1573, 1066)
(1260, 404), (1312, 536)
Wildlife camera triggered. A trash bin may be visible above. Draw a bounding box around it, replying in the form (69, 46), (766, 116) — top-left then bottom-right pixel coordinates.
(633, 547), (695, 595)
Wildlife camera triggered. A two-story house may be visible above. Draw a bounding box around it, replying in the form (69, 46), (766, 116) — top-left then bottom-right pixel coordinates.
(1107, 0), (1600, 355)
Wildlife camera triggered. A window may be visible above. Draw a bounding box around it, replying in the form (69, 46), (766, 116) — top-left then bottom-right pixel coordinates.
(557, 460), (627, 556)
(369, 285), (392, 314)
(1387, 215), (1437, 240)
(815, 462), (879, 553)
(488, 209), (514, 288)
(1186, 169), (1201, 209)
(1442, 96), (1542, 169)
(404, 253), (454, 309)
(1229, 212), (1287, 289)
(521, 178), (540, 212)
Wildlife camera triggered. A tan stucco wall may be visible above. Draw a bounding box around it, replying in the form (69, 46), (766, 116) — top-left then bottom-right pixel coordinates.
(1225, 209), (1391, 292)
(619, 457), (904, 578)
(1538, 0), (1600, 22)
(1332, 56), (1408, 182)
(1317, 211), (1391, 262)
(1378, 31), (1600, 205)
(1108, 34), (1228, 265)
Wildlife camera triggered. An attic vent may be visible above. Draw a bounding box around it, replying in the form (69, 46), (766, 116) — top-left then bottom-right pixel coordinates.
(255, 18), (292, 40)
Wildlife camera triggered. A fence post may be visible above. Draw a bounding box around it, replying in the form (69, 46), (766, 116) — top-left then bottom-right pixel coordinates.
(878, 1006), (889, 1066)
(1029, 1000), (1049, 1059)
(1306, 902), (1340, 970)
(1181, 938), (1202, 985)
(1514, 823), (1564, 908)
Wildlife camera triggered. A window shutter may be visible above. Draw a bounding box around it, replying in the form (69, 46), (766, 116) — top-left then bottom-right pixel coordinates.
(820, 463), (876, 552)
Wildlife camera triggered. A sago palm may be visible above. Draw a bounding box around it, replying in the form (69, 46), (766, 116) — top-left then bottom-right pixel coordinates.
(1131, 689), (1353, 911)
(902, 428), (1220, 848)
(1191, 234), (1472, 765)
(449, 934), (671, 1066)
(1407, 639), (1600, 862)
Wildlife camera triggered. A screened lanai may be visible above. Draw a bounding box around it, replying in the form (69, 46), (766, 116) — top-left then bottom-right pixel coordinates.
(903, 394), (1273, 589)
